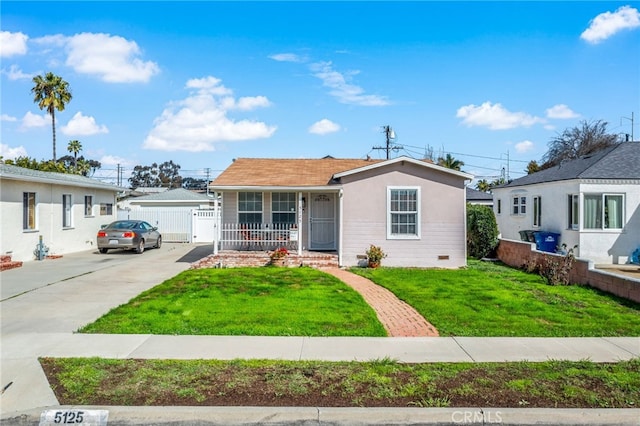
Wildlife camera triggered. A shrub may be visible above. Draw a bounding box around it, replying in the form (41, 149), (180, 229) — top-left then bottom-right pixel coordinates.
(466, 204), (499, 259)
(365, 244), (387, 267)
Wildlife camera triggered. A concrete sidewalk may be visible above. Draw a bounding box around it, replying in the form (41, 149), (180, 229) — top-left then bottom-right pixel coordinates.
(2, 244), (639, 425)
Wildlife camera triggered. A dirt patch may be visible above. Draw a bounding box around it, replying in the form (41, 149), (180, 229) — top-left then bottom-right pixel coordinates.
(40, 358), (639, 408)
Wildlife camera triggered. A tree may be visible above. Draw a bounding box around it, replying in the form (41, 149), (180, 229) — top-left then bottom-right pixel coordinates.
(467, 204), (499, 259)
(67, 140), (82, 170)
(437, 153), (465, 171)
(541, 119), (618, 168)
(475, 179), (491, 192)
(526, 160), (541, 175)
(31, 72), (73, 162)
(129, 161), (183, 189)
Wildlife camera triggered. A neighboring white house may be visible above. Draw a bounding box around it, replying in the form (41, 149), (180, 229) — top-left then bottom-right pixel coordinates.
(0, 163), (123, 262)
(492, 143), (640, 264)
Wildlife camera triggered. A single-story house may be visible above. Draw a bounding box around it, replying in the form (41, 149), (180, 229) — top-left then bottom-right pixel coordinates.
(492, 143), (640, 264)
(0, 163), (123, 262)
(209, 156), (473, 268)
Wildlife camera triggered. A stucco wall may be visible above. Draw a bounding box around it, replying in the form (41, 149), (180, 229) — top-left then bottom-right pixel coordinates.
(0, 180), (118, 262)
(340, 161), (467, 268)
(497, 238), (640, 303)
(493, 180), (640, 264)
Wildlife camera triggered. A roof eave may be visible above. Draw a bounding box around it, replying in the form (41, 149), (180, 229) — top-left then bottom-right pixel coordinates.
(0, 173), (123, 192)
(333, 156), (473, 180)
(209, 185), (341, 192)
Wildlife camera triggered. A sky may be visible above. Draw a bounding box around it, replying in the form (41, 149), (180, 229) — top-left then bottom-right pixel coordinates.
(1, 1), (639, 186)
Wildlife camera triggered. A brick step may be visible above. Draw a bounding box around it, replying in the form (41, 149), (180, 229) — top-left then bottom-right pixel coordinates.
(1, 261), (23, 271)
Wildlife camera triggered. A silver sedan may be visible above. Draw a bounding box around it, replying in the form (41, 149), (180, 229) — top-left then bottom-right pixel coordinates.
(97, 220), (162, 254)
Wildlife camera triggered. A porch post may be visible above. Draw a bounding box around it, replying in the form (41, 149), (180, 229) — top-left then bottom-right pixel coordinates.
(297, 192), (303, 256)
(338, 189), (343, 267)
(213, 191), (219, 255)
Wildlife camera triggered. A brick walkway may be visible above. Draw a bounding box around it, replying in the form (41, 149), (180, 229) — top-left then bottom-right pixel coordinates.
(324, 268), (439, 337)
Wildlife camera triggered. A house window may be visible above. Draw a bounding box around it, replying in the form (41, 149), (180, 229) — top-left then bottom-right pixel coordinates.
(63, 194), (73, 228)
(497, 199), (502, 215)
(84, 196), (93, 216)
(23, 192), (36, 230)
(568, 194), (579, 230)
(272, 192), (296, 224)
(512, 196), (526, 215)
(387, 187), (420, 239)
(238, 192), (263, 224)
(533, 196), (542, 227)
(100, 203), (113, 215)
(584, 194), (624, 230)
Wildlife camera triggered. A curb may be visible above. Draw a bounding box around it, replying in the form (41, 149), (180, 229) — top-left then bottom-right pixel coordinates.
(3, 406), (640, 426)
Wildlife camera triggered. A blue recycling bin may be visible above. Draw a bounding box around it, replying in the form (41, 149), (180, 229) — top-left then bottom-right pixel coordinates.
(534, 232), (560, 253)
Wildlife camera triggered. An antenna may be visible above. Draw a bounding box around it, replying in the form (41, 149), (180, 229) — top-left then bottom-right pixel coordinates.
(372, 125), (402, 159)
(621, 112), (635, 142)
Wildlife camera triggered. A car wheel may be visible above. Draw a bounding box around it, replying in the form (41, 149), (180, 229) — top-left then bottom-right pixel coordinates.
(135, 239), (145, 254)
(155, 236), (162, 249)
(99, 248), (108, 254)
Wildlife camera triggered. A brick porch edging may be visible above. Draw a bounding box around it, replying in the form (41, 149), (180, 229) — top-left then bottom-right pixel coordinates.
(497, 238), (640, 303)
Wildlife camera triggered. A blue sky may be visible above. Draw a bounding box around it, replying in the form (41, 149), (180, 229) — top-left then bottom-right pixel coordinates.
(2, 1), (639, 185)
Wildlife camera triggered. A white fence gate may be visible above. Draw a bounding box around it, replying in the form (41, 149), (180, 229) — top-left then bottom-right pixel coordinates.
(118, 208), (218, 243)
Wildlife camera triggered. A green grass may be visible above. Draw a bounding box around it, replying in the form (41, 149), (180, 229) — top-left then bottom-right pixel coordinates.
(79, 267), (386, 336)
(40, 357), (640, 408)
(351, 259), (640, 337)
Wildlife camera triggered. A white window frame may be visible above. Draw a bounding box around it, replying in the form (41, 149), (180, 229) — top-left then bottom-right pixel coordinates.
(512, 195), (526, 216)
(568, 194), (579, 230)
(583, 193), (625, 230)
(271, 192), (296, 224)
(387, 186), (421, 240)
(63, 194), (73, 228)
(100, 203), (113, 216)
(23, 192), (37, 231)
(532, 196), (542, 228)
(84, 195), (94, 217)
(238, 191), (263, 224)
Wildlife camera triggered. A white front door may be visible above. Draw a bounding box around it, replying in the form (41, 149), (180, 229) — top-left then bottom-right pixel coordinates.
(309, 193), (336, 250)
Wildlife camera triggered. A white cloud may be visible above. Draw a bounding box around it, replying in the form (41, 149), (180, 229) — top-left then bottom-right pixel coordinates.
(0, 31), (28, 57)
(309, 61), (390, 106)
(515, 140), (535, 153)
(581, 5), (640, 44)
(0, 143), (28, 159)
(99, 154), (130, 167)
(32, 32), (159, 83)
(143, 76), (277, 152)
(456, 102), (543, 130)
(546, 104), (579, 119)
(21, 111), (49, 128)
(61, 112), (109, 136)
(269, 53), (305, 63)
(1, 114), (17, 122)
(3, 64), (33, 80)
(309, 119), (341, 135)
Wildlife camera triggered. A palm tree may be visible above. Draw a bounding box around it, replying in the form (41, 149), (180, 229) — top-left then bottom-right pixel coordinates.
(437, 153), (465, 171)
(31, 72), (72, 162)
(475, 179), (491, 192)
(67, 140), (82, 170)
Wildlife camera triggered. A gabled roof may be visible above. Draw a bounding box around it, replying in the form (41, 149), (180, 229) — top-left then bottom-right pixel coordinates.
(211, 157), (382, 188)
(210, 156), (472, 189)
(0, 163), (123, 192)
(131, 187), (213, 203)
(499, 143), (640, 188)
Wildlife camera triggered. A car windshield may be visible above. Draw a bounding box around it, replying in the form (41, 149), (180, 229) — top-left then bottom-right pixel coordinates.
(107, 221), (138, 230)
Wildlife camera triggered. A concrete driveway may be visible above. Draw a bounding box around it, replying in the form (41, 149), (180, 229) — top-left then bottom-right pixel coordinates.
(0, 243), (213, 333)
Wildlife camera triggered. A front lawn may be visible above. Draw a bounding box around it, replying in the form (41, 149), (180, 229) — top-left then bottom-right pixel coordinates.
(352, 259), (640, 337)
(79, 267), (386, 336)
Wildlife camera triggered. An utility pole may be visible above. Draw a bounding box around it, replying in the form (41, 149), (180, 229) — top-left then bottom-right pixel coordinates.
(205, 167), (211, 196)
(372, 125), (402, 159)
